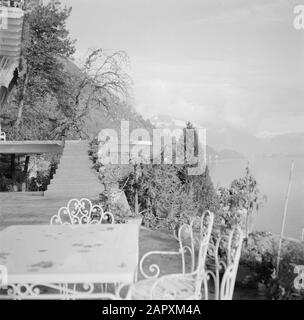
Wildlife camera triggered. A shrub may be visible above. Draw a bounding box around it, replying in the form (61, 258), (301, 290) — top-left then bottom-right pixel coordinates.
(217, 165), (265, 236)
(122, 163), (199, 229)
(241, 231), (304, 300)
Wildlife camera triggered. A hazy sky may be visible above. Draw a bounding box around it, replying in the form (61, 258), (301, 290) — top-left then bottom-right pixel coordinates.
(62, 0), (304, 137)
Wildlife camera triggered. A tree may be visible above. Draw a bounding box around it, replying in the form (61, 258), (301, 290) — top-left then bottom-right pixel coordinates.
(193, 166), (219, 214)
(2, 1), (131, 141)
(218, 165), (265, 237)
(50, 49), (131, 139)
(178, 122), (219, 213)
(10, 1), (75, 137)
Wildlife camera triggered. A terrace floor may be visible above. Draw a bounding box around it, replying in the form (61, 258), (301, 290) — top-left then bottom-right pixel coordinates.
(0, 192), (72, 228)
(0, 192), (264, 299)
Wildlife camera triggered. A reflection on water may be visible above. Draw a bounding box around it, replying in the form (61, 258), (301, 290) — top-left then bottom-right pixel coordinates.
(208, 157), (304, 239)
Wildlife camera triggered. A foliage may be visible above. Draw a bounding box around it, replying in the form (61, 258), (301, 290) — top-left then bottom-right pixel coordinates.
(92, 197), (127, 224)
(190, 166), (220, 214)
(99, 165), (131, 187)
(121, 164), (214, 230)
(88, 121), (264, 239)
(2, 1), (75, 139)
(0, 155), (28, 191)
(0, 152), (59, 192)
(226, 165), (263, 212)
(89, 122), (263, 233)
(217, 165), (265, 235)
(241, 231), (304, 300)
(27, 159), (57, 191)
(0, 174), (13, 192)
(1, 1), (132, 141)
(50, 49), (132, 140)
(123, 164), (186, 217)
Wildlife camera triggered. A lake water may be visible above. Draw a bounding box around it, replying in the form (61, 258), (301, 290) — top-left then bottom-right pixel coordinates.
(208, 157), (304, 239)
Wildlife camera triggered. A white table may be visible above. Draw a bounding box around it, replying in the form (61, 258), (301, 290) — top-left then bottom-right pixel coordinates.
(0, 224), (139, 299)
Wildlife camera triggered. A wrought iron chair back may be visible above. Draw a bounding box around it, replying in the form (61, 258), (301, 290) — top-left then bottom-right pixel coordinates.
(176, 223), (195, 274)
(135, 211), (214, 300)
(176, 210), (215, 273)
(132, 214), (244, 300)
(139, 211), (214, 280)
(205, 227), (244, 300)
(191, 211), (214, 297)
(50, 198), (114, 225)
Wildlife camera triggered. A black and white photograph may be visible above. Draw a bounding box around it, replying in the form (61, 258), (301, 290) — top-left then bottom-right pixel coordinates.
(0, 0), (304, 306)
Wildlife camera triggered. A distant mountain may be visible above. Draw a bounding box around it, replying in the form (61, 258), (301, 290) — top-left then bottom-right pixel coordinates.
(148, 114), (304, 158)
(149, 114), (244, 160)
(60, 57), (304, 159)
(149, 114), (189, 131)
(218, 149), (245, 159)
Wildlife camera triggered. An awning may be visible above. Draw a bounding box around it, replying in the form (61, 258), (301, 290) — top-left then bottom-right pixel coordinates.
(0, 6), (24, 89)
(0, 141), (63, 154)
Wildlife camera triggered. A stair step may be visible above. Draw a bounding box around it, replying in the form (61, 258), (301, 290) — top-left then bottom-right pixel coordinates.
(59, 164), (92, 166)
(47, 184), (102, 190)
(46, 192), (103, 198)
(45, 140), (102, 199)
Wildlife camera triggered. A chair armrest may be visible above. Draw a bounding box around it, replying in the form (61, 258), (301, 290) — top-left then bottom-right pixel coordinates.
(139, 250), (186, 279)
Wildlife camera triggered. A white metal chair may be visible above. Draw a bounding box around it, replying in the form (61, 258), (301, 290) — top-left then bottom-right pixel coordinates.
(50, 198), (114, 225)
(204, 227), (244, 300)
(131, 211), (214, 300)
(139, 211), (214, 279)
